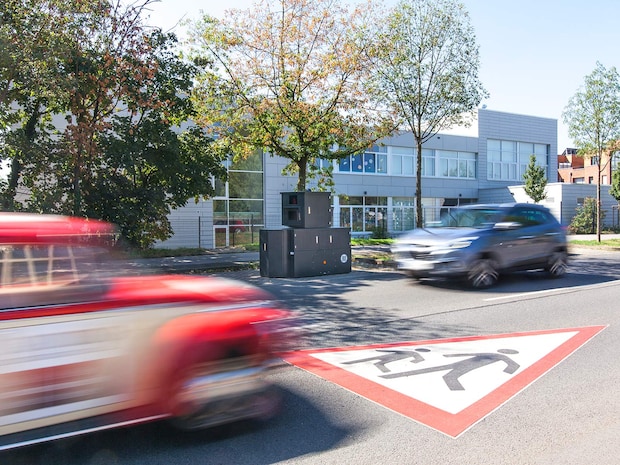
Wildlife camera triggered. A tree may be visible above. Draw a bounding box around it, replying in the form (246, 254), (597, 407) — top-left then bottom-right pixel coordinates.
(59, 0), (172, 216)
(0, 0), (105, 210)
(523, 154), (547, 203)
(186, 0), (395, 191)
(79, 30), (227, 248)
(562, 62), (620, 241)
(1, 1), (226, 247)
(369, 0), (487, 228)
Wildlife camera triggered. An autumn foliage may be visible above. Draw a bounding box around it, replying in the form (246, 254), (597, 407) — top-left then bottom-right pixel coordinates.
(186, 0), (396, 191)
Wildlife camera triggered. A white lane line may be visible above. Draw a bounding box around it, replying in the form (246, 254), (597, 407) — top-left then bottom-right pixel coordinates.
(483, 279), (620, 302)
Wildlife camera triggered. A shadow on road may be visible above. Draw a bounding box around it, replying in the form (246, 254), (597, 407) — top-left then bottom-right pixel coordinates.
(241, 270), (481, 348)
(0, 384), (354, 465)
(220, 253), (620, 349)
(410, 253), (620, 293)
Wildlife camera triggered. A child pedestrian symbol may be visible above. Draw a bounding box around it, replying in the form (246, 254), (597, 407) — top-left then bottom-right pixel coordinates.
(380, 348), (520, 391)
(342, 348), (431, 373)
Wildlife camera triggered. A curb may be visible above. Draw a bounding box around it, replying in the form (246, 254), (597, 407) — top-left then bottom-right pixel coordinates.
(352, 257), (396, 269)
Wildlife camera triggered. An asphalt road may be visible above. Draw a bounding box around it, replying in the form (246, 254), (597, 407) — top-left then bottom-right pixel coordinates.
(3, 248), (620, 465)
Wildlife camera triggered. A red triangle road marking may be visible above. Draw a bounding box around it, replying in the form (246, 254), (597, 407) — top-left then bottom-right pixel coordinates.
(284, 326), (607, 437)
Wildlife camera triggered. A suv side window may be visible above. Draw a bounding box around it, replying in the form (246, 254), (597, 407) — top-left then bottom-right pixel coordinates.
(505, 208), (547, 227)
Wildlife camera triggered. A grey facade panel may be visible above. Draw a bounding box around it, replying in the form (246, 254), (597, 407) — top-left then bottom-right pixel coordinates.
(477, 187), (516, 204)
(383, 131), (479, 153)
(477, 109), (558, 191)
(158, 198), (213, 249)
(264, 154), (297, 228)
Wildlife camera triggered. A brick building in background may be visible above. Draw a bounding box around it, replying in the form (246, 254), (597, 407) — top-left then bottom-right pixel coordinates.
(557, 147), (616, 185)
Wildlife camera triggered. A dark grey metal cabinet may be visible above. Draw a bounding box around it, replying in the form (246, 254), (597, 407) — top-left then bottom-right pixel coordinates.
(260, 192), (350, 278)
(281, 192), (332, 229)
(259, 227), (351, 277)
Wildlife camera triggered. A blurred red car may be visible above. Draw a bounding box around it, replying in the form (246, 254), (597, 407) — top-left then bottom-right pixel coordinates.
(0, 213), (294, 451)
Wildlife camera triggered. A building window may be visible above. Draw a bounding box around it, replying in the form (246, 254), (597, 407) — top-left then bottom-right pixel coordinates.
(391, 146), (415, 176)
(488, 139), (548, 181)
(437, 150), (476, 178)
(312, 158), (333, 170)
(487, 139), (516, 180)
(391, 197), (416, 232)
(518, 143), (548, 178)
(338, 196), (387, 234)
(338, 145), (388, 174)
(422, 149), (435, 176)
(336, 145), (475, 179)
(213, 150), (264, 247)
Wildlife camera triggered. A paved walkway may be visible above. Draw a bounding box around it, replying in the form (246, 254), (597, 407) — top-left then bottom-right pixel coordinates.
(131, 234), (620, 274)
(567, 234), (620, 241)
(131, 251), (260, 273)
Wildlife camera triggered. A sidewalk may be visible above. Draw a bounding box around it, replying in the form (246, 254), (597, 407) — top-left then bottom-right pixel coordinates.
(131, 250), (260, 273)
(133, 235), (620, 274)
(567, 234), (620, 241)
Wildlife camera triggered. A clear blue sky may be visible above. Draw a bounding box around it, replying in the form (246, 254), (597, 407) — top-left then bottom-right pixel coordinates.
(146, 0), (620, 152)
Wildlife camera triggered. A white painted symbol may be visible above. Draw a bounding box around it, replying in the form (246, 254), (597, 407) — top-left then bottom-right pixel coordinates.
(286, 326), (607, 437)
(310, 331), (576, 414)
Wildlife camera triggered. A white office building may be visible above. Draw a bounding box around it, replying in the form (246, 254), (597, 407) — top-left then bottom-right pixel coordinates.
(160, 108), (574, 249)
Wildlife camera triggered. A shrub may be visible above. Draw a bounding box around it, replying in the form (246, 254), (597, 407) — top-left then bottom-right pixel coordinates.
(569, 197), (605, 234)
(370, 225), (389, 239)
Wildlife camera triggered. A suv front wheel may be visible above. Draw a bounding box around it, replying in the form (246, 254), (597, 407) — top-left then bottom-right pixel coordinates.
(468, 258), (499, 288)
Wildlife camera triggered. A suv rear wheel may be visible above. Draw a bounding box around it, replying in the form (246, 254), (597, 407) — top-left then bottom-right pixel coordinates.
(546, 250), (568, 278)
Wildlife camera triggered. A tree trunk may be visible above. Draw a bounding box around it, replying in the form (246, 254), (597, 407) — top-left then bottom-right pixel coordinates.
(415, 138), (423, 228)
(296, 157), (308, 192)
(597, 166), (602, 242)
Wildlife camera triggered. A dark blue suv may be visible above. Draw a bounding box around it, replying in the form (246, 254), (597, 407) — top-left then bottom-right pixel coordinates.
(392, 203), (568, 288)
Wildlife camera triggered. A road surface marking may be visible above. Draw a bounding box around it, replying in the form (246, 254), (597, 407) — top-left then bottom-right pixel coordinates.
(284, 326), (607, 437)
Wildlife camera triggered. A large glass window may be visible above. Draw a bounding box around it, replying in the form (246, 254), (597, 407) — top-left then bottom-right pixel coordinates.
(488, 140), (548, 181)
(518, 143), (548, 177)
(214, 151), (264, 247)
(391, 197), (416, 232)
(438, 151), (476, 178)
(228, 172), (263, 199)
(339, 196), (387, 233)
(391, 147), (415, 176)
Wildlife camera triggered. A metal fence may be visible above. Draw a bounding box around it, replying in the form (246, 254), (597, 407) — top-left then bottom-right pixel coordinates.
(163, 217), (263, 249)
